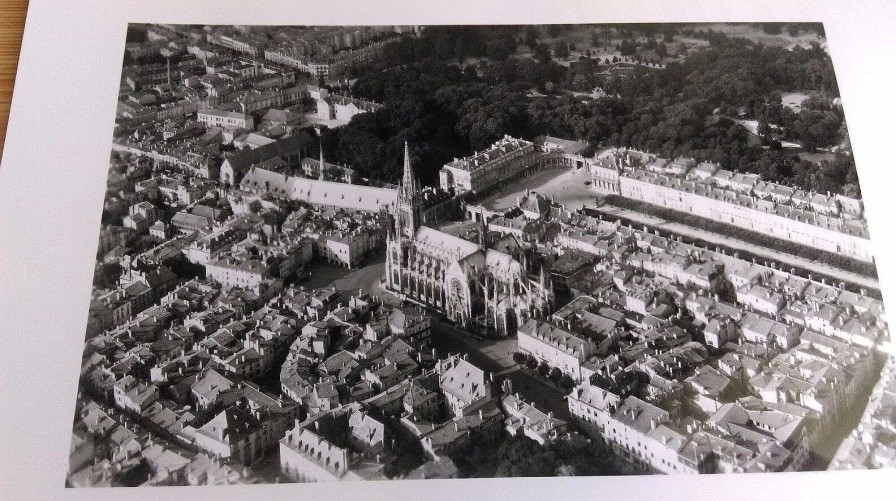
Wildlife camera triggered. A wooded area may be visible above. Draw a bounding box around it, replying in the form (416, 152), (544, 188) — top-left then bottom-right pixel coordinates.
(318, 25), (860, 197)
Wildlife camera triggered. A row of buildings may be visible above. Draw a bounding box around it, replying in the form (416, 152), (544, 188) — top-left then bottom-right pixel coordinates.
(197, 25), (419, 80)
(439, 135), (871, 263)
(261, 27), (418, 79)
(829, 356), (896, 469)
(481, 192), (888, 473)
(588, 148), (872, 262)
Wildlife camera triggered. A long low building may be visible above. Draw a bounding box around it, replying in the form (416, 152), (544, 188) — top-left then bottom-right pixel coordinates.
(615, 169), (871, 261)
(197, 108), (255, 130)
(240, 166), (399, 213)
(589, 148), (873, 263)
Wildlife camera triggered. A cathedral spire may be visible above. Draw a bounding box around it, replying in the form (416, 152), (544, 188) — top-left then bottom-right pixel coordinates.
(401, 141), (415, 195)
(394, 141), (423, 239)
(318, 139), (326, 181)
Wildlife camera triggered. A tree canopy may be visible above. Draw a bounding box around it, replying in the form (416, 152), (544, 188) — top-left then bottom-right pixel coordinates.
(446, 430), (632, 478)
(319, 25), (858, 197)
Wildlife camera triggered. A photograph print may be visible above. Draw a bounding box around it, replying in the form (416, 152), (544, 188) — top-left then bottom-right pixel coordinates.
(69, 22), (895, 486)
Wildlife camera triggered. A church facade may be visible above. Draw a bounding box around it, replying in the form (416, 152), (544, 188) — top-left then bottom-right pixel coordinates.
(385, 143), (554, 337)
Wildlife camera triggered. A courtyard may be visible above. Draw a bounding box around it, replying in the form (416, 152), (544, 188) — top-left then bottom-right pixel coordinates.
(479, 166), (597, 212)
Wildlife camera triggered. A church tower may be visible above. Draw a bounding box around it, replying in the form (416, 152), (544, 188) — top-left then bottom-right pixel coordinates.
(318, 139), (326, 181)
(394, 141), (423, 239)
(386, 142), (425, 300)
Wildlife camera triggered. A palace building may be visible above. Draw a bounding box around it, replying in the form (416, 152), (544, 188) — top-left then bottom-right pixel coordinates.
(386, 143), (554, 337)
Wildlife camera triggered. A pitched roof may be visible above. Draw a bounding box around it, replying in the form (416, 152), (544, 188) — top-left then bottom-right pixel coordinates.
(414, 226), (480, 262)
(439, 359), (488, 405)
(191, 369), (240, 400)
(288, 177), (397, 212)
(240, 166), (398, 212)
(517, 318), (593, 357)
(261, 108), (300, 124)
(196, 405), (261, 443)
(612, 396), (670, 434)
(222, 132), (313, 174)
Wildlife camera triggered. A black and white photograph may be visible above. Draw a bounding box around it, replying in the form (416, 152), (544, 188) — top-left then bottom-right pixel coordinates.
(59, 21), (895, 486)
(4, 3), (896, 499)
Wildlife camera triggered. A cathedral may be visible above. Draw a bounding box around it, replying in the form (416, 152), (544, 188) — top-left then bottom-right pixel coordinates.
(385, 143), (554, 337)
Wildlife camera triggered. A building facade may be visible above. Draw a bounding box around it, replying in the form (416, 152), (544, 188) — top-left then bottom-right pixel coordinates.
(517, 318), (598, 382)
(439, 136), (538, 196)
(197, 109), (255, 130)
(589, 149), (873, 263)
